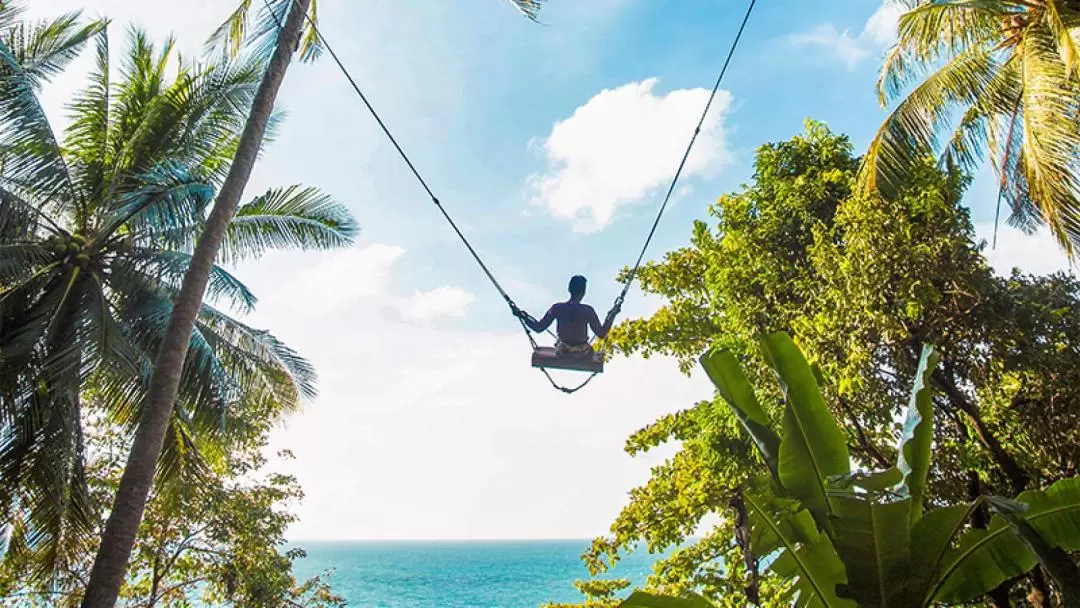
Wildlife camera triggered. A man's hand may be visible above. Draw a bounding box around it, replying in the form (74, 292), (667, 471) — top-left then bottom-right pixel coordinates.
(606, 303), (622, 323)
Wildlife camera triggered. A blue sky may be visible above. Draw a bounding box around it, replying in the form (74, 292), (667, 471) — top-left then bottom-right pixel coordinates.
(31, 0), (1071, 540)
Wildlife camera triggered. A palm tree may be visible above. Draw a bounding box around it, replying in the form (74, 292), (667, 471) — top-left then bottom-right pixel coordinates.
(82, 0), (548, 604)
(863, 0), (1080, 255)
(0, 13), (356, 589)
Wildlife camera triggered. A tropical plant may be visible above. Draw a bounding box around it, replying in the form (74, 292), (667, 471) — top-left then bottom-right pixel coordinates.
(693, 332), (1080, 607)
(863, 0), (1080, 255)
(607, 335), (1080, 608)
(0, 12), (355, 591)
(553, 122), (1080, 607)
(0, 405), (346, 608)
(84, 0), (549, 604)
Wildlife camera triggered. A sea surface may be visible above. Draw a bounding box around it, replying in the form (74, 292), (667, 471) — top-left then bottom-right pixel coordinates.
(289, 540), (660, 608)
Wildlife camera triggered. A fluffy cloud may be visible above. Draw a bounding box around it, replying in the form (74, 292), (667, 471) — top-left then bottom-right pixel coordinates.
(241, 243), (480, 327)
(257, 244), (406, 314)
(975, 224), (1074, 277)
(526, 78), (733, 232)
(400, 286), (477, 323)
(788, 1), (902, 69)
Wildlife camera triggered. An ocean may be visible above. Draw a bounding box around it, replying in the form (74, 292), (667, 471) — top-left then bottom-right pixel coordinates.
(289, 540), (659, 607)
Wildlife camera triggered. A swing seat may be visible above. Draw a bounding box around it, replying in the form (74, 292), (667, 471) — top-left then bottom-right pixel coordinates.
(531, 346), (605, 374)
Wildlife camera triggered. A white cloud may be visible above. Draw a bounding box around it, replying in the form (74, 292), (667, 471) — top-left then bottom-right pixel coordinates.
(254, 244), (405, 314)
(789, 1), (902, 69)
(265, 323), (702, 540)
(526, 78), (733, 232)
(400, 286), (477, 323)
(789, 24), (868, 69)
(862, 0), (904, 48)
(975, 224), (1075, 277)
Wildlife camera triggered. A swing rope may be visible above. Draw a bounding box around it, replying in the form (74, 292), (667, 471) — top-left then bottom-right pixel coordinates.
(611, 0), (758, 312)
(286, 0), (757, 394)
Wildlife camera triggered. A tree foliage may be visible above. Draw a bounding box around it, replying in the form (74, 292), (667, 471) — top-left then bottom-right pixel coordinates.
(864, 0), (1080, 255)
(0, 400), (345, 608)
(556, 121), (1080, 606)
(0, 10), (355, 587)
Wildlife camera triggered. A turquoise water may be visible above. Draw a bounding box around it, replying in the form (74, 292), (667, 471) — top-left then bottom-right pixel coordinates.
(289, 540), (658, 607)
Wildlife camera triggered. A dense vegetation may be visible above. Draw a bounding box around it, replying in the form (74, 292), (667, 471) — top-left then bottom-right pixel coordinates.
(0, 0), (545, 605)
(0, 2), (353, 604)
(550, 122), (1080, 607)
(3, 0), (1080, 606)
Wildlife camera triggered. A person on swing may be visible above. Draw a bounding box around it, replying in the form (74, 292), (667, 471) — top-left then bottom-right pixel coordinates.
(512, 275), (620, 358)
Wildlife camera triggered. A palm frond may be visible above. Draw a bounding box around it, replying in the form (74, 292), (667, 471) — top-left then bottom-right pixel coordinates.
(101, 27), (177, 192)
(221, 185), (357, 263)
(506, 0), (547, 22)
(207, 0), (256, 59)
(118, 248), (258, 313)
(197, 303), (316, 406)
(1043, 0), (1080, 79)
(0, 185), (62, 238)
(0, 33), (75, 210)
(863, 46), (1003, 196)
(0, 389), (95, 584)
(940, 53), (1021, 173)
(0, 244), (53, 286)
(210, 0), (323, 64)
(2, 12), (106, 87)
(65, 28), (111, 205)
(299, 0), (323, 62)
(170, 54), (270, 185)
(0, 1), (28, 31)
(1017, 25), (1080, 253)
(96, 163), (213, 244)
(894, 0), (1014, 68)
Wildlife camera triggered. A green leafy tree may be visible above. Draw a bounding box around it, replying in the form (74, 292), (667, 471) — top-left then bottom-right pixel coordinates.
(606, 334), (1080, 608)
(0, 12), (356, 588)
(556, 122), (1080, 606)
(85, 1), (550, 603)
(863, 0), (1080, 255)
(0, 405), (345, 607)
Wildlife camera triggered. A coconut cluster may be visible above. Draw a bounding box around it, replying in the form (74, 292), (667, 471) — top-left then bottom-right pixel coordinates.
(46, 234), (92, 269)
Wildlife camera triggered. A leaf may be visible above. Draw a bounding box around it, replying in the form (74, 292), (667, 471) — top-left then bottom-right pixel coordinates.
(829, 494), (918, 607)
(506, 0), (547, 22)
(987, 495), (1080, 605)
(893, 343), (939, 524)
(1016, 23), (1080, 256)
(932, 478), (1080, 604)
(699, 348), (781, 476)
(828, 467), (903, 493)
(909, 503), (983, 606)
(1019, 476), (1080, 552)
(745, 488), (855, 608)
(759, 332), (850, 528)
(619, 591), (714, 608)
(222, 185), (358, 264)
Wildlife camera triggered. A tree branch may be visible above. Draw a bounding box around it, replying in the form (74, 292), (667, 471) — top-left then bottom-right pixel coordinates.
(932, 368), (1029, 493)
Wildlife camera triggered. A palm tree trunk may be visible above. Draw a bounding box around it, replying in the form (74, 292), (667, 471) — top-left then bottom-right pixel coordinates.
(79, 1), (311, 605)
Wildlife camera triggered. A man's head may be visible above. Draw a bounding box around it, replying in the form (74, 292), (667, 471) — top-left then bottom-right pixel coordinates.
(568, 275), (587, 301)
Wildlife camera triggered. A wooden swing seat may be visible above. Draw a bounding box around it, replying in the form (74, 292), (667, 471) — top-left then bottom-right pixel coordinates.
(531, 346), (604, 374)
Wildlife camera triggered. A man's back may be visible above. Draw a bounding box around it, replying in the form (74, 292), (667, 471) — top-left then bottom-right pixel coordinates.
(550, 300), (602, 346)
(514, 275), (620, 349)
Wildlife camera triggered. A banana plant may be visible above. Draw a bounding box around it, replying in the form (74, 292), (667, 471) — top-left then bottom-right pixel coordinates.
(684, 332), (1080, 607)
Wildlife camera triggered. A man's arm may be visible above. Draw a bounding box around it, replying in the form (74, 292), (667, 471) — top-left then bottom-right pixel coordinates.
(587, 306), (608, 339)
(589, 303), (621, 339)
(522, 306), (555, 333)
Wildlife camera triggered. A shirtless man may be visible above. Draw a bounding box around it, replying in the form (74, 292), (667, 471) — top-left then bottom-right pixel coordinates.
(512, 275), (620, 357)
